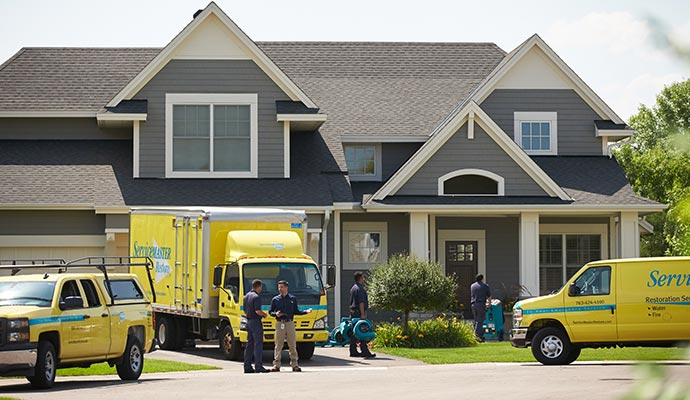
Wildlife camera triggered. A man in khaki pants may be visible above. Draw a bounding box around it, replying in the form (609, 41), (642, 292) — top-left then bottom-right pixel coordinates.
(269, 280), (312, 372)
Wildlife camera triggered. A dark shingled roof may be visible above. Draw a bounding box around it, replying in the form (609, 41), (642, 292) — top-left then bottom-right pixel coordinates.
(103, 99), (148, 114)
(594, 120), (632, 131)
(275, 100), (319, 114)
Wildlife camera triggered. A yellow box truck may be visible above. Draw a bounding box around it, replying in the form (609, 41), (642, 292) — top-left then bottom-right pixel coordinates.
(511, 257), (690, 365)
(129, 207), (332, 361)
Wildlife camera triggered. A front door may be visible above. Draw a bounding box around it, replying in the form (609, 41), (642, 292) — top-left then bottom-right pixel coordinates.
(445, 241), (478, 319)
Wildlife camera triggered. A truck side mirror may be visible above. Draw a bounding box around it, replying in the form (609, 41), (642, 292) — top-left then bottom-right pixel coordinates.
(213, 265), (223, 287)
(59, 296), (83, 310)
(325, 264), (336, 288)
(568, 283), (580, 296)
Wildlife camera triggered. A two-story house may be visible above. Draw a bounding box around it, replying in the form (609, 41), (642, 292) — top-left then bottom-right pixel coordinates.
(0, 3), (663, 324)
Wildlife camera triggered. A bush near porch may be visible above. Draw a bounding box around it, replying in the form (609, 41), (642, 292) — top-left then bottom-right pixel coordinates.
(373, 316), (478, 348)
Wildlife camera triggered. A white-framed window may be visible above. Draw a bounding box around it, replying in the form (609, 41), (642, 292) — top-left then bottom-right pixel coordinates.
(343, 144), (381, 181)
(514, 112), (557, 155)
(165, 93), (258, 178)
(538, 224), (608, 295)
(342, 222), (388, 270)
(437, 168), (505, 196)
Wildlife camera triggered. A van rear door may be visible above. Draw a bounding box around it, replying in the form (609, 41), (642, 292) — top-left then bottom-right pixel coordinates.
(563, 264), (617, 342)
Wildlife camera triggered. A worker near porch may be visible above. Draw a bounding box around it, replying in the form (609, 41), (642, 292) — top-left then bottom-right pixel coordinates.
(470, 274), (492, 342)
(349, 271), (376, 358)
(269, 280), (312, 372)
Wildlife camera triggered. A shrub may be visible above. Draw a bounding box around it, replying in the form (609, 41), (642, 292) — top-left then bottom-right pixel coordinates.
(368, 254), (457, 325)
(373, 316), (478, 348)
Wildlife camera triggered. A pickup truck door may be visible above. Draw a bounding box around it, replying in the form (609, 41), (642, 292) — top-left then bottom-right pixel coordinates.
(56, 279), (109, 361)
(79, 279), (111, 357)
(563, 265), (618, 342)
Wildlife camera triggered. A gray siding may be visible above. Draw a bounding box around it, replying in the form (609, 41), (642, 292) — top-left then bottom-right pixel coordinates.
(339, 213), (409, 320)
(382, 142), (423, 180)
(436, 216), (519, 300)
(0, 118), (130, 140)
(398, 123), (548, 196)
(134, 60), (291, 178)
(0, 211), (104, 235)
(480, 89), (603, 156)
(105, 214), (130, 230)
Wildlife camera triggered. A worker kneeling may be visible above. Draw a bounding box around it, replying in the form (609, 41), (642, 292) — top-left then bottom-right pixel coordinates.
(270, 280), (312, 372)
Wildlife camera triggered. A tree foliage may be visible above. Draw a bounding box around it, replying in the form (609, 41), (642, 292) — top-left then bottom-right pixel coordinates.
(613, 78), (690, 255)
(367, 254), (456, 326)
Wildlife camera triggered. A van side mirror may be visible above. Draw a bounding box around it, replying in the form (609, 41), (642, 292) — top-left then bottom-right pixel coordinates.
(59, 296), (83, 310)
(321, 264), (336, 289)
(213, 265), (223, 287)
(568, 283), (580, 296)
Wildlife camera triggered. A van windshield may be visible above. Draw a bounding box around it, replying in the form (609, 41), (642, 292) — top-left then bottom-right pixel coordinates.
(0, 281), (56, 307)
(243, 262), (324, 304)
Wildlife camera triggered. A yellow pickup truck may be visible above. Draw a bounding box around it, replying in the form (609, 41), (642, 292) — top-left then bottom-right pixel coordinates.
(0, 257), (156, 388)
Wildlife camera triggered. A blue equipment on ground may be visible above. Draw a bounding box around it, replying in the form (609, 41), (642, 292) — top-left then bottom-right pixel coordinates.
(316, 317), (375, 347)
(483, 299), (505, 341)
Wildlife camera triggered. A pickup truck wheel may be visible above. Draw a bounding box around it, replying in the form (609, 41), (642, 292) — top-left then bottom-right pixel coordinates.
(117, 336), (144, 380)
(531, 327), (572, 365)
(297, 342), (315, 360)
(220, 324), (243, 361)
(28, 341), (56, 389)
(157, 316), (176, 350)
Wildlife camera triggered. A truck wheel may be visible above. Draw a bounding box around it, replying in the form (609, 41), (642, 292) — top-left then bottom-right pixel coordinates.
(531, 327), (573, 365)
(157, 316), (176, 350)
(28, 340), (57, 389)
(565, 346), (582, 364)
(117, 335), (144, 380)
(297, 342), (315, 360)
(220, 324), (243, 361)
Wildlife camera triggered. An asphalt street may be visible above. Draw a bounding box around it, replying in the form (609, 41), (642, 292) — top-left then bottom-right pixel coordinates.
(1, 344), (688, 400)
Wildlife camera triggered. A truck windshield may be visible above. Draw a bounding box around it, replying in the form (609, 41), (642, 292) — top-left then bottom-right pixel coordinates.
(0, 281), (56, 307)
(243, 262), (324, 304)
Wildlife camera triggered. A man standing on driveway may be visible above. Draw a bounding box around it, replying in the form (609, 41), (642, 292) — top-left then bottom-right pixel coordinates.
(243, 279), (270, 373)
(349, 271), (376, 358)
(269, 280), (312, 372)
(470, 274), (492, 342)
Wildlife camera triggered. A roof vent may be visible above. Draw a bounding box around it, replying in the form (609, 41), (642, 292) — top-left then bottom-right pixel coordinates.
(193, 9), (203, 19)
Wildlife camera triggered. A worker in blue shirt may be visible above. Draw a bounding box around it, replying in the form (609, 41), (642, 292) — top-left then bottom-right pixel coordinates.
(269, 280), (312, 372)
(470, 274), (492, 342)
(349, 271), (376, 358)
(243, 279), (270, 373)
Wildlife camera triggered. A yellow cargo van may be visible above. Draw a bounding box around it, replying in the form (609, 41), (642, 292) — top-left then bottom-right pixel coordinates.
(511, 257), (690, 365)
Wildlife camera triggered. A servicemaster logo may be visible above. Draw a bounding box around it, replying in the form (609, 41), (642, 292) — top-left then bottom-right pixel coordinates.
(133, 239), (172, 283)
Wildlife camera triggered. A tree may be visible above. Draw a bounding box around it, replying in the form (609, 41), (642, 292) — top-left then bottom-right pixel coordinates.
(367, 254), (456, 326)
(613, 78), (690, 255)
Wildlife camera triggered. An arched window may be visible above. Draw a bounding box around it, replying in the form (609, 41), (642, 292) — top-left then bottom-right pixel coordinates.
(438, 169), (505, 196)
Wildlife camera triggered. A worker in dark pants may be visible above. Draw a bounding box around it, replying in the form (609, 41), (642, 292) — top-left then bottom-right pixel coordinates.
(243, 279), (270, 373)
(470, 274), (492, 342)
(349, 271), (376, 358)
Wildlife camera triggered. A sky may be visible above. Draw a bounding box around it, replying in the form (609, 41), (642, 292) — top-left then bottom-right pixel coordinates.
(1, 0), (689, 121)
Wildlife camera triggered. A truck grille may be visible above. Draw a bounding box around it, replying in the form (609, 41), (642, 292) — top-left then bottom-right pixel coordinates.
(0, 318), (6, 345)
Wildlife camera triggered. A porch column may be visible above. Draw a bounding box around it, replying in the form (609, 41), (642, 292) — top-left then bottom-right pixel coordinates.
(409, 212), (429, 261)
(519, 212), (540, 296)
(620, 211), (640, 258)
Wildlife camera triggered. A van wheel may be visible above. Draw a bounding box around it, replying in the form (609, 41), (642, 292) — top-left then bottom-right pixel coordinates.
(117, 335), (144, 380)
(565, 346), (581, 364)
(220, 324), (243, 361)
(531, 327), (572, 365)
(297, 342), (315, 360)
(157, 316), (176, 350)
(28, 341), (57, 389)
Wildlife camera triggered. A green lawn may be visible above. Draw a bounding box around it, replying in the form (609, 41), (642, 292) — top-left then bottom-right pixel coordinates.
(379, 342), (689, 364)
(57, 359), (218, 377)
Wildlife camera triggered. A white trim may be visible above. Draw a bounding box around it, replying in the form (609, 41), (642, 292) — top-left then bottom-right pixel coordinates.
(334, 211), (341, 324)
(369, 101), (570, 202)
(409, 213), (429, 261)
(106, 3), (316, 109)
(601, 137), (609, 156)
(429, 214), (437, 262)
(520, 212), (540, 296)
(276, 114), (327, 122)
(0, 111), (97, 118)
(133, 120), (140, 178)
(471, 34), (625, 124)
(437, 168), (505, 196)
(0, 235), (106, 247)
(595, 128), (635, 138)
(164, 93), (258, 178)
(284, 121), (290, 179)
(467, 111), (475, 140)
(639, 218), (654, 235)
(94, 207), (130, 214)
(362, 203), (666, 213)
(0, 204), (94, 210)
(609, 216), (618, 259)
(514, 112), (558, 155)
(96, 113), (147, 121)
(105, 228), (130, 234)
(342, 221), (388, 270)
(340, 135), (428, 143)
(436, 229), (486, 279)
(620, 211), (640, 258)
(344, 143), (382, 182)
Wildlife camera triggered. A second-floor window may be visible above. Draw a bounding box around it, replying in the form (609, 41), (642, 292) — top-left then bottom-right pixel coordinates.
(165, 94), (258, 178)
(344, 143), (381, 181)
(514, 112), (557, 155)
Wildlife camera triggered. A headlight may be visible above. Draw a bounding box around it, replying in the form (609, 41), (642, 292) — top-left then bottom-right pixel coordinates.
(240, 316), (247, 330)
(513, 308), (523, 328)
(8, 318), (29, 329)
(8, 332), (30, 342)
(313, 317), (327, 329)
